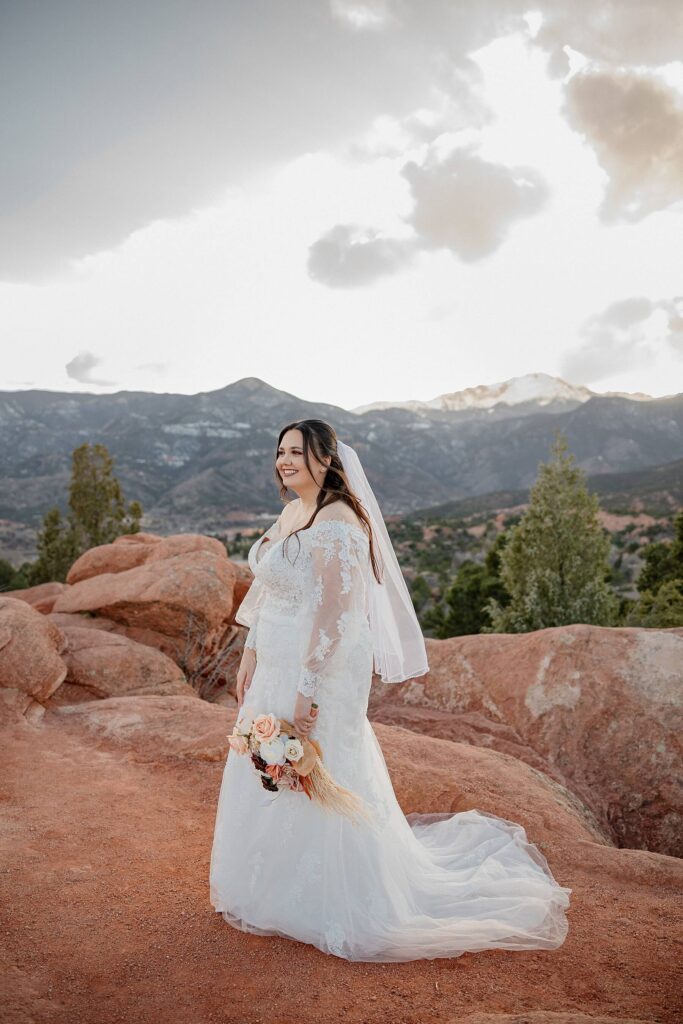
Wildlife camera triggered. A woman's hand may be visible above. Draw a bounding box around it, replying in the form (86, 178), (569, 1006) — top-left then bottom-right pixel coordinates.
(236, 648), (256, 709)
(293, 692), (318, 737)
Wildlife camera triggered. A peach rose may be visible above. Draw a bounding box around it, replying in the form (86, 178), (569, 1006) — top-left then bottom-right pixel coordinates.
(227, 726), (248, 755)
(252, 713), (280, 743)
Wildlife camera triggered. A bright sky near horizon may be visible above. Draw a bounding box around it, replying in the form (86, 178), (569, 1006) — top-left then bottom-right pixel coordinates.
(1, 1), (682, 410)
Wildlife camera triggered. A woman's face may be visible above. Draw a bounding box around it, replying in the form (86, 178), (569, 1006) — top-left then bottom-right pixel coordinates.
(276, 429), (330, 490)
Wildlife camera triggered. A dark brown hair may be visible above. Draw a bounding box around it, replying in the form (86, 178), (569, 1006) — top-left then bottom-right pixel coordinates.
(275, 419), (383, 584)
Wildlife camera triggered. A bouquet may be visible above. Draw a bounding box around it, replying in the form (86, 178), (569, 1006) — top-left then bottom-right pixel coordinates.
(228, 707), (371, 826)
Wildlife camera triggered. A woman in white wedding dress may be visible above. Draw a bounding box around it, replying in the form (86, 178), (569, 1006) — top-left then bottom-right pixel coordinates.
(209, 419), (571, 962)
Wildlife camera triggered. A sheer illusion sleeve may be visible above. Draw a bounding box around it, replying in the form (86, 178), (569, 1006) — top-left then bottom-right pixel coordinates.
(235, 514), (282, 652)
(296, 521), (361, 700)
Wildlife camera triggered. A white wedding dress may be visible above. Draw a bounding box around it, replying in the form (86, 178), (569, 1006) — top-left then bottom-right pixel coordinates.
(209, 512), (571, 962)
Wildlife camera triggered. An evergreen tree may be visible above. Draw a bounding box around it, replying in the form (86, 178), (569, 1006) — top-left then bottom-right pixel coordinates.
(5, 565), (34, 589)
(68, 443), (142, 549)
(626, 510), (683, 627)
(425, 533), (510, 637)
(30, 443), (143, 584)
(483, 431), (619, 632)
(635, 509), (683, 596)
(410, 574), (432, 614)
(626, 579), (683, 628)
(0, 558), (16, 590)
(30, 507), (80, 585)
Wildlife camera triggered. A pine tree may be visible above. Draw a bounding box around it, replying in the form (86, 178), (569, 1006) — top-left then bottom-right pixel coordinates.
(626, 579), (683, 628)
(426, 533), (510, 637)
(30, 507), (80, 584)
(483, 431), (619, 632)
(626, 509), (683, 626)
(30, 443), (143, 584)
(68, 443), (142, 549)
(635, 509), (683, 597)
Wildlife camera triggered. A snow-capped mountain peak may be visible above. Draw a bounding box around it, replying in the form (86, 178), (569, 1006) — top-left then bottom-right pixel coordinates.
(351, 373), (654, 415)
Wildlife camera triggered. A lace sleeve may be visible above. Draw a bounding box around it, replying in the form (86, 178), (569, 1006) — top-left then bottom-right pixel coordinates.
(243, 620), (259, 651)
(297, 521), (360, 700)
(236, 514), (282, 651)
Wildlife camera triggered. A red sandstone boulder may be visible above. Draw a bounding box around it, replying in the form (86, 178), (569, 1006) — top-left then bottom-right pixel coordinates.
(56, 694), (233, 762)
(51, 535), (250, 697)
(0, 597), (67, 705)
(48, 612), (244, 701)
(45, 536), (253, 696)
(49, 626), (196, 705)
(66, 532), (227, 585)
(53, 547), (236, 639)
(49, 611), (186, 662)
(369, 624), (683, 856)
(8, 581), (70, 614)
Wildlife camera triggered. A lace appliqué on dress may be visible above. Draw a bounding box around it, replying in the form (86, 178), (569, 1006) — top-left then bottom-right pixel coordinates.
(295, 520), (368, 701)
(298, 667), (321, 698)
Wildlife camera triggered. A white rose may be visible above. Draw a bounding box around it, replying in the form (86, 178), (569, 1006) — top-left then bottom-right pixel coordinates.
(259, 738), (287, 765)
(284, 738), (304, 762)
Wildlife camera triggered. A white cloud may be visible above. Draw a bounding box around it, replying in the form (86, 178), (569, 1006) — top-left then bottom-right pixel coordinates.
(560, 296), (683, 384)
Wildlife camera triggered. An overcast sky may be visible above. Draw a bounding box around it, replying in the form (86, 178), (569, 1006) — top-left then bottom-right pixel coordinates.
(1, 0), (682, 409)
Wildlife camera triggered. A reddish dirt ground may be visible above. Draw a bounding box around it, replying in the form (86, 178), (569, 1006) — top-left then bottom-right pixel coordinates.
(1, 709), (682, 1024)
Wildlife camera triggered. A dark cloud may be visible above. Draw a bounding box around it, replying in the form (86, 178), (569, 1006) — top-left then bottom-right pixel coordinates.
(65, 351), (117, 385)
(560, 296), (683, 383)
(563, 69), (683, 222)
(307, 225), (415, 287)
(308, 148), (549, 285)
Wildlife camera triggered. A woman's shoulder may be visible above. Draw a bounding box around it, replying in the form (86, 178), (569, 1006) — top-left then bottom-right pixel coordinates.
(317, 500), (363, 525)
(311, 502), (368, 542)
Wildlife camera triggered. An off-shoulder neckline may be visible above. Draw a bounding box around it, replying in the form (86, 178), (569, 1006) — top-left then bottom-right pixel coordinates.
(281, 518), (367, 543)
(258, 516), (368, 554)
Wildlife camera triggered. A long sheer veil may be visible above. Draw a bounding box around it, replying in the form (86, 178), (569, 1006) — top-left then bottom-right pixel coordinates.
(337, 440), (429, 684)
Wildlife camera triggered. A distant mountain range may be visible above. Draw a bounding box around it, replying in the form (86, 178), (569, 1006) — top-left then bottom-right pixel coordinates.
(407, 455), (683, 522)
(0, 376), (681, 546)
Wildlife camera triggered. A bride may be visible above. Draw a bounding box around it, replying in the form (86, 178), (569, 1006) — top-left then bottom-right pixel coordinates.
(209, 419), (571, 962)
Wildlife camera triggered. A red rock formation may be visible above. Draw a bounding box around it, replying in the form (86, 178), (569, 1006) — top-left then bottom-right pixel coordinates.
(0, 597), (67, 721)
(54, 546), (236, 639)
(8, 581), (70, 614)
(56, 693), (231, 761)
(47, 534), (254, 696)
(51, 626), (196, 704)
(49, 611), (187, 663)
(369, 625), (683, 856)
(66, 531), (227, 584)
